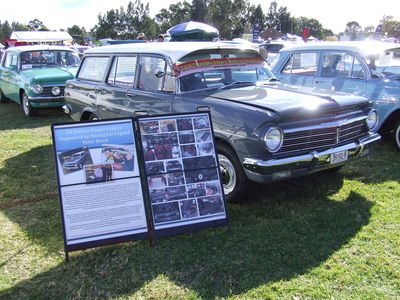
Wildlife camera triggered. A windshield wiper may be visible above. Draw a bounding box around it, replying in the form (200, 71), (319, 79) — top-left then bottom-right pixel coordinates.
(218, 81), (254, 90)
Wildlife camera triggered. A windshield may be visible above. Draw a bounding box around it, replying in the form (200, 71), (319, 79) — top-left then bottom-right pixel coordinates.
(366, 47), (400, 77)
(20, 50), (81, 70)
(176, 48), (275, 92)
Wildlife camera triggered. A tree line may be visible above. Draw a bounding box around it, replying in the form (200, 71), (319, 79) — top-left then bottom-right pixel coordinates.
(1, 0), (399, 43)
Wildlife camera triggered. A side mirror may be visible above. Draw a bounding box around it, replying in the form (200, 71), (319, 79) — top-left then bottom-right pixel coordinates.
(155, 69), (165, 78)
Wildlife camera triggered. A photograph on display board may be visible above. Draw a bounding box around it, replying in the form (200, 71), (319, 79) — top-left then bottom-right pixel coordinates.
(187, 183), (206, 198)
(84, 163), (113, 183)
(178, 131), (196, 144)
(160, 119), (177, 132)
(148, 174), (168, 189)
(101, 144), (135, 172)
(193, 116), (210, 129)
(180, 199), (199, 219)
(145, 161), (165, 176)
(165, 159), (183, 173)
(198, 195), (225, 216)
(58, 146), (93, 175)
(176, 117), (194, 131)
(140, 121), (160, 134)
(142, 133), (180, 161)
(195, 129), (212, 143)
(152, 202), (181, 224)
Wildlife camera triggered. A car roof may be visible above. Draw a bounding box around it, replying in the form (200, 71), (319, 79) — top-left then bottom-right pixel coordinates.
(84, 41), (260, 63)
(5, 45), (75, 53)
(279, 41), (400, 57)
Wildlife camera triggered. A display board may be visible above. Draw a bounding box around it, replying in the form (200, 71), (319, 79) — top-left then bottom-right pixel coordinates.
(51, 112), (228, 260)
(137, 113), (228, 238)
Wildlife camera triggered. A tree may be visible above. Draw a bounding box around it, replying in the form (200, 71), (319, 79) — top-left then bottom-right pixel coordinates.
(380, 15), (400, 39)
(92, 0), (157, 40)
(0, 21), (13, 40)
(296, 17), (324, 39)
(345, 21), (361, 32)
(68, 25), (87, 44)
(208, 0), (252, 39)
(155, 1), (192, 34)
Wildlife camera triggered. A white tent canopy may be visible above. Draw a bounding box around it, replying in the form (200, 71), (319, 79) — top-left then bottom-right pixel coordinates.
(10, 31), (73, 43)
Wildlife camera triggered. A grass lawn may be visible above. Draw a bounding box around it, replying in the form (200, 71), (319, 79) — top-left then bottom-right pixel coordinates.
(0, 101), (399, 299)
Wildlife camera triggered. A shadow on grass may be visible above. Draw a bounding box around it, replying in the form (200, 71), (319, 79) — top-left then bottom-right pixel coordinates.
(0, 101), (70, 131)
(1, 158), (374, 298)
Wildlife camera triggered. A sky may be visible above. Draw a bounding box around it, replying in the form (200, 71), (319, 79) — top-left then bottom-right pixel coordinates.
(1, 0), (400, 34)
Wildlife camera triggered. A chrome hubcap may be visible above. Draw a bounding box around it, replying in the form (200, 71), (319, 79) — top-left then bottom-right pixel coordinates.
(22, 95), (30, 115)
(396, 124), (400, 149)
(218, 154), (236, 195)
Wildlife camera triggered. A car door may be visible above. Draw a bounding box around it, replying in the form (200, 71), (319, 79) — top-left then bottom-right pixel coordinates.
(67, 56), (111, 118)
(313, 51), (368, 96)
(275, 51), (319, 88)
(96, 55), (138, 119)
(98, 54), (175, 118)
(0, 52), (19, 101)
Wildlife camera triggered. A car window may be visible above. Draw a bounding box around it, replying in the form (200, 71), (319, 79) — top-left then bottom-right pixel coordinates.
(107, 56), (137, 87)
(138, 56), (171, 92)
(281, 52), (318, 76)
(78, 57), (109, 82)
(19, 50), (80, 70)
(4, 53), (18, 69)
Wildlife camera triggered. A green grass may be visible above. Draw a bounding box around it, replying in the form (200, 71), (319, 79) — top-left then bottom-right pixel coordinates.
(1, 101), (399, 299)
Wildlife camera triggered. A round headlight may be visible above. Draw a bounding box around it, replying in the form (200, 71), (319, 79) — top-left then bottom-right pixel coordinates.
(31, 83), (43, 94)
(264, 127), (283, 153)
(52, 86), (61, 96)
(367, 109), (378, 130)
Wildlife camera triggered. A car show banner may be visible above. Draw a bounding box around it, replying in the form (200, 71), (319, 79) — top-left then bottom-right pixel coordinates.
(51, 112), (228, 260)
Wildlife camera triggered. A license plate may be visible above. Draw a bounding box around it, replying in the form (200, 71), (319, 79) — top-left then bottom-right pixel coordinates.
(330, 150), (348, 164)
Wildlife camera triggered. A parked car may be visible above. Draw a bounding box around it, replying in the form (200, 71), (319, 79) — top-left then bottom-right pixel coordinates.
(271, 41), (400, 150)
(63, 42), (380, 202)
(0, 45), (80, 117)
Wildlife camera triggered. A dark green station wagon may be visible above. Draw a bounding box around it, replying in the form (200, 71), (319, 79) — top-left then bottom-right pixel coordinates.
(63, 42), (380, 202)
(0, 45), (80, 116)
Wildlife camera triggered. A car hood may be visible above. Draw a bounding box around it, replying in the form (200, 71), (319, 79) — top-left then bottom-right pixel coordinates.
(205, 84), (369, 118)
(21, 67), (78, 83)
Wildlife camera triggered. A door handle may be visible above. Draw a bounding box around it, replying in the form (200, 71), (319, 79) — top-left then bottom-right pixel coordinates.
(313, 80), (325, 84)
(126, 93), (136, 99)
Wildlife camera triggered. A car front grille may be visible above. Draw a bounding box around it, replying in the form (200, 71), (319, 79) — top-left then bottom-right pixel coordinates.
(41, 86), (65, 97)
(280, 118), (368, 153)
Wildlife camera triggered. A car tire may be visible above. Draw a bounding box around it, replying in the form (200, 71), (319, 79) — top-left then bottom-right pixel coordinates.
(0, 88), (9, 103)
(89, 113), (99, 121)
(394, 120), (400, 152)
(21, 92), (38, 117)
(217, 142), (249, 203)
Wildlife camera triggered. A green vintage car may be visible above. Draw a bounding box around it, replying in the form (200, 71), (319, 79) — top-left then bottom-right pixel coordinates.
(0, 45), (80, 116)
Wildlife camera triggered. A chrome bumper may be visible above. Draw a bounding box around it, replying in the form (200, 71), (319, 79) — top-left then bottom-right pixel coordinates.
(242, 132), (381, 177)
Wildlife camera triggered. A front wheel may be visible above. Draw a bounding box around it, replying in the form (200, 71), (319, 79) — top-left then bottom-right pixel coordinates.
(394, 120), (400, 152)
(217, 143), (249, 203)
(21, 92), (38, 117)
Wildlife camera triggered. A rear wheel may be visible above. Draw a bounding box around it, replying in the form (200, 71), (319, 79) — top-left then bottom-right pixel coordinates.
(21, 92), (38, 117)
(217, 142), (249, 203)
